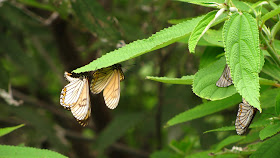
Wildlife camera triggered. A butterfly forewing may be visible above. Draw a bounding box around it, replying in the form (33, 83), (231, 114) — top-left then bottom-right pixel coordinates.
(91, 68), (115, 94)
(103, 69), (121, 109)
(235, 100), (256, 135)
(216, 64), (233, 87)
(60, 72), (85, 108)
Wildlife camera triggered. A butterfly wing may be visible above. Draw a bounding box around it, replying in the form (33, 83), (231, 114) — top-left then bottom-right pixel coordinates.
(90, 67), (115, 94)
(70, 78), (91, 127)
(103, 69), (121, 109)
(76, 106), (91, 127)
(91, 64), (124, 109)
(235, 100), (256, 135)
(60, 72), (85, 109)
(216, 64), (233, 87)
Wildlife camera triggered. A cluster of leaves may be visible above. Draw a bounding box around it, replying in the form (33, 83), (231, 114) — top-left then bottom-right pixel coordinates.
(72, 0), (280, 157)
(1, 0), (280, 157)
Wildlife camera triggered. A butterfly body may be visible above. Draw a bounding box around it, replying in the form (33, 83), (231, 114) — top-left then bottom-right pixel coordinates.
(60, 72), (91, 127)
(90, 64), (124, 109)
(235, 99), (256, 135)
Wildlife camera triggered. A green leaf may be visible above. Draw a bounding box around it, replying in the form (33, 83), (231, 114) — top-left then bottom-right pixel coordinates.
(177, 0), (250, 12)
(178, 35), (222, 46)
(262, 59), (280, 82)
(205, 116), (272, 133)
(193, 57), (237, 100)
(259, 121), (280, 140)
(189, 10), (218, 53)
(176, 0), (224, 7)
(0, 124), (24, 137)
(231, 0), (251, 12)
(259, 78), (278, 86)
(239, 131), (260, 144)
(146, 76), (193, 85)
(223, 12), (261, 111)
(261, 7), (280, 24)
(260, 88), (280, 109)
(95, 112), (145, 150)
(0, 145), (67, 158)
(204, 126), (235, 133)
(166, 94), (241, 127)
(73, 15), (205, 73)
(249, 118), (271, 129)
(215, 135), (245, 152)
(276, 91), (280, 115)
(274, 39), (280, 52)
(202, 29), (224, 47)
(17, 0), (55, 12)
(199, 47), (224, 69)
(250, 134), (280, 158)
(187, 150), (213, 158)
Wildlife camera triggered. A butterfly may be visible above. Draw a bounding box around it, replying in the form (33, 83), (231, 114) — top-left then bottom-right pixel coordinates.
(216, 64), (233, 87)
(235, 98), (256, 135)
(90, 64), (124, 109)
(60, 72), (91, 127)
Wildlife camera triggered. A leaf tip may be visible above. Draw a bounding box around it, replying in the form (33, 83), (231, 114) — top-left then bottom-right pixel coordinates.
(164, 123), (170, 128)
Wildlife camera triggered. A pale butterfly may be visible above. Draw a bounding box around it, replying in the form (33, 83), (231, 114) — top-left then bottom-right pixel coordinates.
(216, 64), (233, 87)
(235, 98), (256, 135)
(60, 72), (91, 126)
(90, 64), (124, 109)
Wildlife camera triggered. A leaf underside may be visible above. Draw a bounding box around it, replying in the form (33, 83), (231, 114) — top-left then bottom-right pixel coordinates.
(73, 15), (205, 73)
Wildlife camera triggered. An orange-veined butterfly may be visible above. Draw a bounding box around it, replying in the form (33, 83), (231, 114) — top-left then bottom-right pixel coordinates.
(90, 64), (124, 109)
(216, 64), (233, 87)
(60, 72), (91, 127)
(235, 98), (256, 135)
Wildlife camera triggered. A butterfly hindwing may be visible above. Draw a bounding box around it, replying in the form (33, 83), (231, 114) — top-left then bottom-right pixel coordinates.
(235, 99), (256, 135)
(216, 64), (233, 87)
(103, 69), (121, 109)
(76, 106), (91, 127)
(70, 78), (91, 120)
